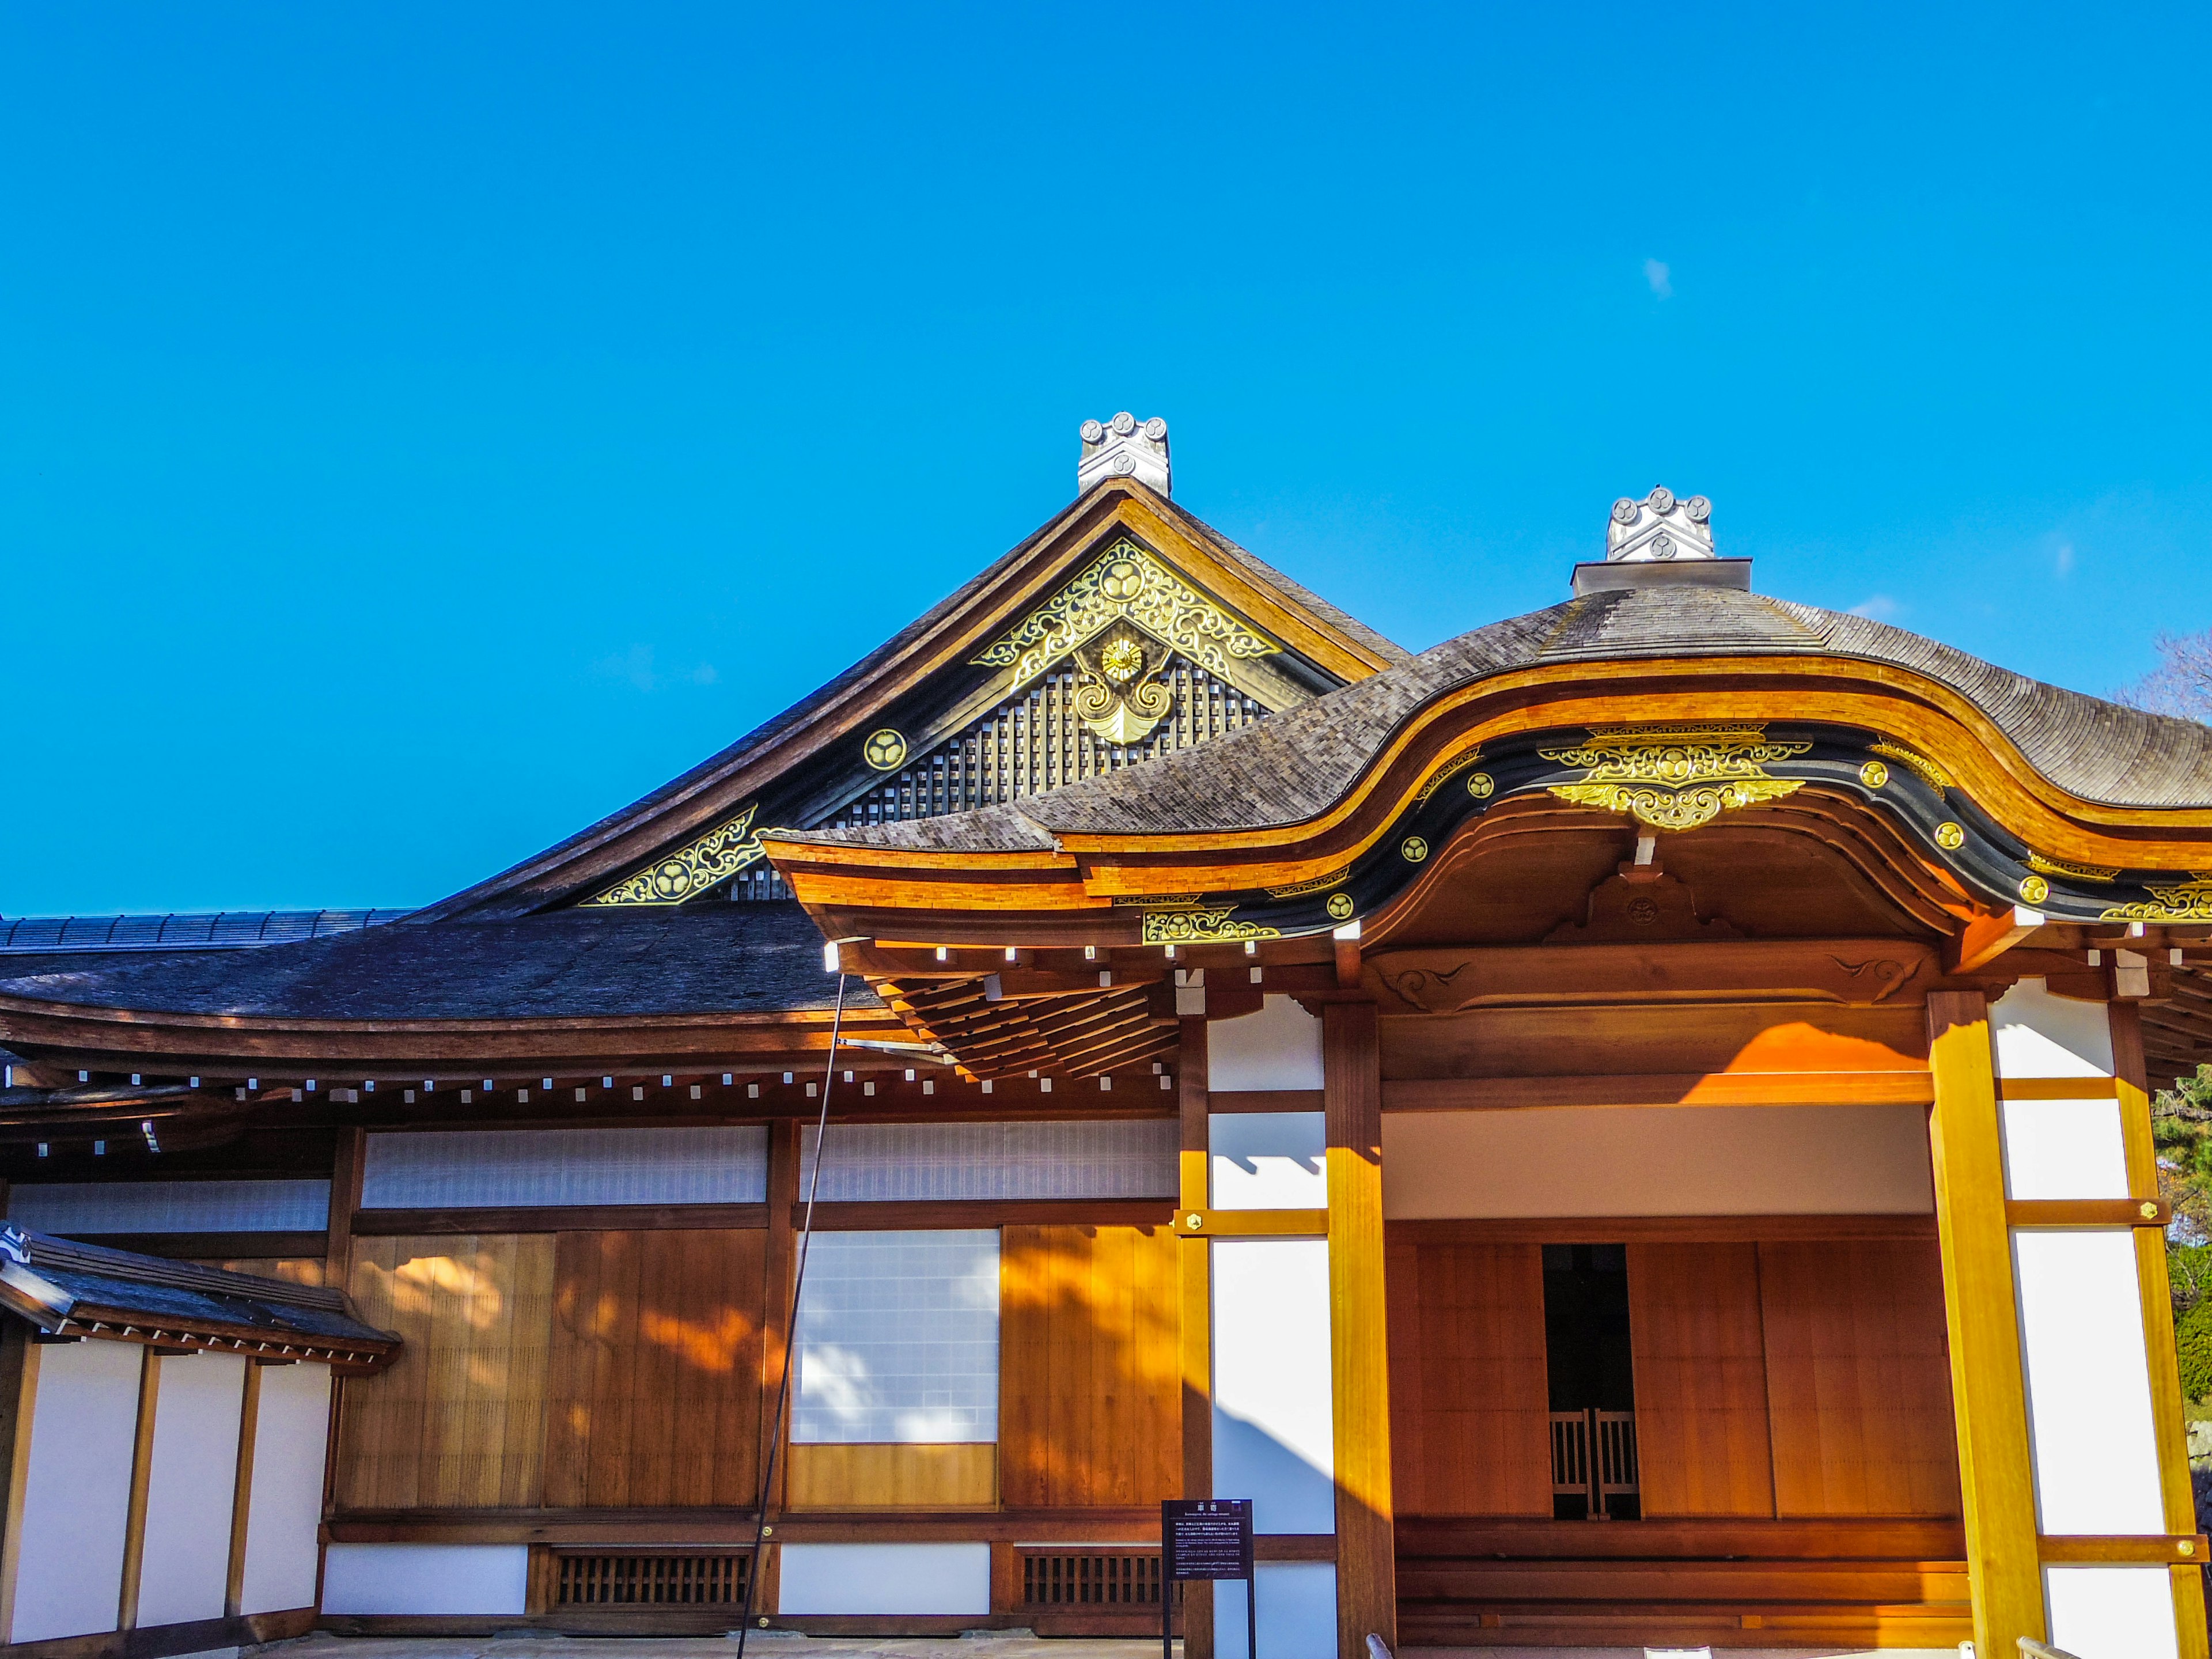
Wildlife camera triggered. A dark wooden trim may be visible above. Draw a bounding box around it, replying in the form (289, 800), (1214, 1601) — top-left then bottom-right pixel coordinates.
(1382, 1070), (1935, 1112)
(327, 1505), (1165, 1544)
(2006, 1198), (2168, 1228)
(2039, 1533), (2210, 1565)
(325, 1127), (365, 1286)
(1394, 1514), (1967, 1558)
(0, 1606), (314, 1659)
(1384, 1214), (1937, 1244)
(223, 1357), (262, 1619)
(789, 1200), (1175, 1231)
(115, 1351), (160, 1630)
(0, 1324), (39, 1638)
(761, 1119), (800, 1516)
(353, 1204), (768, 1236)
(66, 1233), (328, 1261)
(1206, 1089), (1324, 1115)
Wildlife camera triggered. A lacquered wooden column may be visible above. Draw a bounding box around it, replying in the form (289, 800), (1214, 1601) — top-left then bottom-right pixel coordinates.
(1324, 1000), (1394, 1659)
(760, 1118), (802, 1518)
(1925, 990), (2044, 1653)
(1177, 1014), (1213, 1659)
(2113, 1002), (2212, 1656)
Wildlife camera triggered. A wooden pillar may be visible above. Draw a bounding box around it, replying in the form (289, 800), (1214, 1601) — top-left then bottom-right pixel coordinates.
(116, 1349), (160, 1631)
(1177, 1014), (1213, 1659)
(320, 1126), (366, 1528)
(1925, 990), (2044, 1653)
(2112, 1002), (2212, 1655)
(1324, 1001), (1394, 1659)
(0, 1325), (41, 1642)
(760, 1117), (802, 1518)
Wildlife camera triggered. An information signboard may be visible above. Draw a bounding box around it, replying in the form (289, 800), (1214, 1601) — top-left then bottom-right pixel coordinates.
(1160, 1499), (1255, 1659)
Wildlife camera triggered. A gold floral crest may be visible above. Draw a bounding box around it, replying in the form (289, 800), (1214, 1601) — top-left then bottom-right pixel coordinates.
(1539, 724), (1812, 832)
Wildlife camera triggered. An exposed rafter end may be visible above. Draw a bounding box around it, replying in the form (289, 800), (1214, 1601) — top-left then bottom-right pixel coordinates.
(1946, 905), (2045, 975)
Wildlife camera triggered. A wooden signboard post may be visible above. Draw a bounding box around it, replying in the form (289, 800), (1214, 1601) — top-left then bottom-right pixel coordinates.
(1162, 1498), (1255, 1659)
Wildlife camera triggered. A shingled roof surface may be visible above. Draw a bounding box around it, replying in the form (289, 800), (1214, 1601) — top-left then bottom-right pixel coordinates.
(786, 584), (2212, 850)
(0, 902), (876, 1020)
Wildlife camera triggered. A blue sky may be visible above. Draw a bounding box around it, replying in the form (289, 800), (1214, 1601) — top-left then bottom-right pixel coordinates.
(6, 5), (2211, 914)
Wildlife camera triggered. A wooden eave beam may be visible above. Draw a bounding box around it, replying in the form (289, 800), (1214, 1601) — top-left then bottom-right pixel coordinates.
(1948, 906), (2048, 975)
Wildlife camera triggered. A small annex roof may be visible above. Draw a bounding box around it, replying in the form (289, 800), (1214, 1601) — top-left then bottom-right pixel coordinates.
(415, 478), (1410, 923)
(0, 902), (870, 1022)
(0, 1227), (400, 1373)
(783, 583), (2212, 852)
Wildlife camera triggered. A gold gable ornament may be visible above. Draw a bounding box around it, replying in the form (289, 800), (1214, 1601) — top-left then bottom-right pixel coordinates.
(1141, 906), (1283, 945)
(972, 539), (1281, 698)
(582, 805), (763, 907)
(1539, 725), (1811, 832)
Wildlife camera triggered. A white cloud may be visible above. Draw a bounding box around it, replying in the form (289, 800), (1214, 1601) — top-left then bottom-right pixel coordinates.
(1849, 595), (1904, 622)
(1643, 257), (1673, 299)
(2054, 541), (2076, 577)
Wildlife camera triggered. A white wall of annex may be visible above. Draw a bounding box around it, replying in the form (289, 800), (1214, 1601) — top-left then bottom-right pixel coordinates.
(320, 1543), (528, 1615)
(238, 1362), (331, 1615)
(1211, 1237), (1334, 1534)
(134, 1352), (247, 1628)
(775, 1543), (991, 1616)
(1382, 1103), (1934, 1217)
(1210, 1112), (1326, 1210)
(1209, 997), (1324, 1093)
(1214, 1561), (1337, 1659)
(2046, 1565), (2181, 1659)
(9, 1339), (144, 1643)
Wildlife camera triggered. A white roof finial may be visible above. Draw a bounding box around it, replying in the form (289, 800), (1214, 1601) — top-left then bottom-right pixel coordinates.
(1606, 487), (1715, 562)
(1077, 413), (1171, 496)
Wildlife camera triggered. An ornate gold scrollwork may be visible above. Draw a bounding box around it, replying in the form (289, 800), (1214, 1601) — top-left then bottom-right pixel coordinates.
(1415, 744), (1484, 804)
(1869, 741), (1953, 793)
(1111, 892), (1206, 910)
(971, 539), (1281, 692)
(1266, 865), (1353, 900)
(2101, 875), (2212, 923)
(1070, 623), (1177, 743)
(1140, 906), (1283, 945)
(2028, 852), (2119, 884)
(1539, 724), (1811, 832)
(582, 805), (762, 907)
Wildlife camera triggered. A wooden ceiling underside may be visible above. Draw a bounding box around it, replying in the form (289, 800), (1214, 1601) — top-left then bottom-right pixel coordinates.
(877, 976), (1175, 1081)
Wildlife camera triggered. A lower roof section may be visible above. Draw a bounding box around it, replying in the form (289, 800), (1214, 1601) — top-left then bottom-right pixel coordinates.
(0, 901), (873, 1023)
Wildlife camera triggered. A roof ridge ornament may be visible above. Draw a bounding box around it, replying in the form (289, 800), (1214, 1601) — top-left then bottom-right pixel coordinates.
(1078, 413), (1171, 496)
(1573, 486), (1751, 596)
(1607, 487), (1716, 562)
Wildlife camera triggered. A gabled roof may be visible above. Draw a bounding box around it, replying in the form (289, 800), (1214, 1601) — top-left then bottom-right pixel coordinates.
(783, 584), (2212, 853)
(416, 478), (1408, 923)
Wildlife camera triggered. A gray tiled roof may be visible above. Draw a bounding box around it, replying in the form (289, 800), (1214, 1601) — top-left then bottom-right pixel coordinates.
(787, 585), (2212, 850)
(0, 909), (411, 955)
(0, 902), (876, 1021)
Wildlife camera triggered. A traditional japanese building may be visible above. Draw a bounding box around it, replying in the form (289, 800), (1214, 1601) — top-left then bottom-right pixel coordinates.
(2, 417), (2210, 1658)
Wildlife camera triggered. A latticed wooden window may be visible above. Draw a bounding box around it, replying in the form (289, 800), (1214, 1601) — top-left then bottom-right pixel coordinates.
(1020, 1550), (1161, 1605)
(554, 1552), (751, 1606)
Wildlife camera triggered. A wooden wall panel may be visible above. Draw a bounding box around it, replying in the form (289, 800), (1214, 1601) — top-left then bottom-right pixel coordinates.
(1000, 1224), (1180, 1509)
(1759, 1238), (1961, 1517)
(542, 1229), (767, 1508)
(1628, 1241), (1775, 1517)
(336, 1234), (554, 1509)
(1385, 1238), (1550, 1516)
(785, 1444), (997, 1509)
(199, 1257), (326, 1287)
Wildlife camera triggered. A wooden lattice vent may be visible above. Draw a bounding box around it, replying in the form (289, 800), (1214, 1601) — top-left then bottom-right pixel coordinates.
(1019, 1548), (1162, 1607)
(552, 1550), (751, 1607)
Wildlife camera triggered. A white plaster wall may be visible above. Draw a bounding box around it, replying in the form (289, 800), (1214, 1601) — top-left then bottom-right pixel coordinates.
(238, 1362), (331, 1614)
(1381, 1103), (1934, 1218)
(1213, 1561), (1337, 1659)
(1210, 1112), (1326, 1210)
(1211, 1237), (1334, 1534)
(775, 1543), (991, 1615)
(1993, 977), (2115, 1077)
(9, 1338), (144, 1642)
(2046, 1565), (2181, 1659)
(135, 1352), (247, 1628)
(320, 1543), (528, 1615)
(2002, 1095), (2130, 1200)
(2014, 1229), (2165, 1534)
(1209, 996), (1325, 1093)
